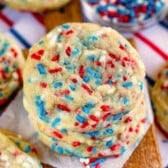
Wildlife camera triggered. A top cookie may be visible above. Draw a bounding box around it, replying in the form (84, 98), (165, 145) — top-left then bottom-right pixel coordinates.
(6, 0), (71, 12)
(23, 23), (146, 157)
(0, 34), (25, 105)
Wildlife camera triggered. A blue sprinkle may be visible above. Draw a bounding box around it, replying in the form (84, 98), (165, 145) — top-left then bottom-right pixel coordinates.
(90, 158), (105, 166)
(82, 102), (95, 114)
(85, 131), (99, 137)
(120, 146), (126, 154)
(92, 148), (97, 154)
(37, 63), (46, 75)
(83, 76), (90, 83)
(38, 40), (44, 45)
(87, 55), (95, 61)
(103, 128), (114, 135)
(35, 96), (50, 123)
(95, 79), (102, 86)
(24, 146), (31, 153)
(4, 66), (9, 73)
(94, 72), (102, 79)
(113, 113), (123, 121)
(106, 140), (113, 148)
(64, 95), (74, 101)
(61, 128), (68, 133)
(122, 97), (129, 105)
(57, 146), (64, 154)
(52, 118), (61, 127)
(15, 141), (20, 147)
(72, 48), (81, 56)
(138, 81), (144, 90)
(34, 132), (39, 137)
(86, 67), (93, 75)
(53, 82), (63, 88)
(51, 137), (57, 141)
(88, 35), (99, 42)
(122, 81), (133, 88)
(69, 84), (76, 91)
(62, 24), (70, 29)
(76, 114), (86, 123)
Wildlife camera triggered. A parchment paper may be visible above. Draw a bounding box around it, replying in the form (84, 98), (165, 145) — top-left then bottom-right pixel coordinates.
(0, 82), (153, 168)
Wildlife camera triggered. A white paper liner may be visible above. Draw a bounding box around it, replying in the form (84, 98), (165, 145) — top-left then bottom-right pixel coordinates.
(0, 82), (153, 168)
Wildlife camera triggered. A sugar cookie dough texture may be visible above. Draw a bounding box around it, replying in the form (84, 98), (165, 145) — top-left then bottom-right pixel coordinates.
(23, 23), (147, 158)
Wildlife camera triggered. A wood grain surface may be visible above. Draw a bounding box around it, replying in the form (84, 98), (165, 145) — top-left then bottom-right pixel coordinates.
(42, 1), (162, 167)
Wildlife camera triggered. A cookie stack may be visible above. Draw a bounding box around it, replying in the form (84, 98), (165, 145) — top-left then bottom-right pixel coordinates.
(23, 23), (147, 158)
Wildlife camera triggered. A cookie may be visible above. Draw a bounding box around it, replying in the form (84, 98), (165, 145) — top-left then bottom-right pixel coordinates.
(23, 23), (146, 158)
(6, 0), (71, 12)
(151, 63), (168, 134)
(0, 129), (42, 168)
(0, 34), (25, 105)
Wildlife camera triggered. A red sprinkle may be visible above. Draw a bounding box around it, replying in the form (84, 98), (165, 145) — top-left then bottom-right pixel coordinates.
(49, 67), (62, 74)
(89, 115), (99, 122)
(16, 69), (22, 83)
(87, 146), (93, 152)
(66, 30), (74, 35)
(124, 116), (132, 123)
(40, 82), (47, 88)
(81, 84), (93, 95)
(108, 53), (120, 61)
(52, 131), (63, 139)
(31, 53), (41, 60)
(81, 121), (89, 129)
(65, 46), (71, 56)
(141, 118), (146, 123)
(79, 65), (85, 78)
(129, 127), (133, 132)
(51, 54), (60, 61)
(100, 105), (110, 112)
(110, 144), (121, 151)
(57, 104), (71, 112)
(71, 78), (78, 83)
(31, 147), (38, 154)
(0, 99), (7, 105)
(72, 141), (81, 147)
(37, 49), (44, 55)
(107, 60), (115, 68)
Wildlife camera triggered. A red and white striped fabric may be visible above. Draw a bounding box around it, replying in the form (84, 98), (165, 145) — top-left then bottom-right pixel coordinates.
(134, 16), (168, 168)
(0, 7), (46, 49)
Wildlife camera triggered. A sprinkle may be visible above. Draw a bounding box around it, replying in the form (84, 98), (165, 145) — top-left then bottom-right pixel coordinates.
(66, 30), (74, 35)
(82, 102), (95, 114)
(24, 146), (31, 153)
(110, 144), (121, 151)
(49, 67), (62, 74)
(37, 63), (46, 75)
(51, 54), (60, 61)
(69, 84), (76, 91)
(122, 81), (133, 88)
(53, 82), (63, 88)
(52, 131), (63, 139)
(64, 95), (74, 101)
(52, 117), (61, 127)
(89, 115), (99, 122)
(103, 128), (114, 135)
(76, 114), (86, 123)
(106, 140), (113, 148)
(56, 104), (71, 112)
(40, 82), (47, 88)
(81, 84), (93, 95)
(113, 113), (123, 121)
(87, 146), (93, 152)
(65, 46), (71, 56)
(79, 65), (85, 78)
(100, 105), (110, 112)
(72, 141), (81, 147)
(122, 97), (129, 105)
(124, 116), (132, 123)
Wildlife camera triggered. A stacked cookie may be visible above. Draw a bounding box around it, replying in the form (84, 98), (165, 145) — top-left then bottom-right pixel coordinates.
(6, 0), (71, 12)
(151, 63), (168, 134)
(0, 34), (25, 105)
(0, 129), (42, 168)
(23, 23), (147, 158)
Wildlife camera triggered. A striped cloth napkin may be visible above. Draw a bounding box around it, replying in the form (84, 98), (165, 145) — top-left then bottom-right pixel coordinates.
(134, 12), (168, 168)
(0, 7), (46, 49)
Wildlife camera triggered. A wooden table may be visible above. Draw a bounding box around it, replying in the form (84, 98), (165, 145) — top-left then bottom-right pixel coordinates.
(22, 1), (162, 167)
